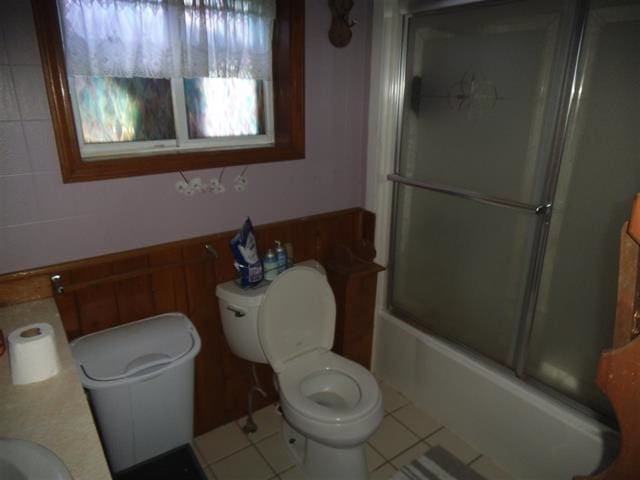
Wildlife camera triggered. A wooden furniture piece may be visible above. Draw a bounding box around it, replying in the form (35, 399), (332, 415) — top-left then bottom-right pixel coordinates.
(326, 241), (385, 369)
(0, 207), (380, 435)
(575, 194), (640, 479)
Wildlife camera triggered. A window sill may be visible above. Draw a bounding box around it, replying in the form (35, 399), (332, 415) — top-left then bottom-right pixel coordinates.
(58, 141), (304, 182)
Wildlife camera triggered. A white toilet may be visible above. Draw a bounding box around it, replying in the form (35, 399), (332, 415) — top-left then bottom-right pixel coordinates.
(216, 261), (383, 480)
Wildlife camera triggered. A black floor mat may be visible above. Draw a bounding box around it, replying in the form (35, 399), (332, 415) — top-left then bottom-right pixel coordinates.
(114, 444), (206, 480)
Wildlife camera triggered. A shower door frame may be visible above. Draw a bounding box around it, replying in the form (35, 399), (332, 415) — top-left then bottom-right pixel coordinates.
(369, 0), (602, 416)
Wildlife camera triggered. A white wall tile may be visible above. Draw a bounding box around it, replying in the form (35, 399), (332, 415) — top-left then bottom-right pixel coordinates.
(32, 172), (78, 221)
(0, 174), (38, 226)
(0, 66), (19, 120)
(23, 120), (59, 172)
(0, 0), (40, 65)
(11, 66), (50, 120)
(0, 222), (44, 273)
(70, 179), (110, 216)
(0, 121), (30, 174)
(39, 216), (102, 265)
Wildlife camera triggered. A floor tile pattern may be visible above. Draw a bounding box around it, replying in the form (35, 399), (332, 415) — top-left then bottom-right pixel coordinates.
(193, 383), (515, 479)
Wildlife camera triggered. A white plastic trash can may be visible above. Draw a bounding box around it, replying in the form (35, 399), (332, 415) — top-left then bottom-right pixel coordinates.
(71, 313), (201, 473)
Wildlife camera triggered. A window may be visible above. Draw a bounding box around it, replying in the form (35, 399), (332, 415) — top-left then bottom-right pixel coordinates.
(32, 0), (304, 182)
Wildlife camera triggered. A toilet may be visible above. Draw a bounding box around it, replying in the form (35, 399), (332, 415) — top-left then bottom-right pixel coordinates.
(216, 261), (383, 480)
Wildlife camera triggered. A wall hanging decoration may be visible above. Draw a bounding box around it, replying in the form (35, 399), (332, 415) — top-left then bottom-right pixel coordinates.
(175, 169), (226, 195)
(209, 168), (226, 194)
(174, 167), (246, 195)
(234, 166), (249, 192)
(176, 172), (199, 196)
(328, 0), (356, 48)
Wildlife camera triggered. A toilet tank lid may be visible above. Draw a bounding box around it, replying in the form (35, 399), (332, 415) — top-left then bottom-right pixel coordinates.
(215, 279), (269, 308)
(70, 313), (200, 389)
(215, 261), (326, 308)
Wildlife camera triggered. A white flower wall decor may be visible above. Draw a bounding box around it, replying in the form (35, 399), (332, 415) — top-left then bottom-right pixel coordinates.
(175, 167), (249, 196)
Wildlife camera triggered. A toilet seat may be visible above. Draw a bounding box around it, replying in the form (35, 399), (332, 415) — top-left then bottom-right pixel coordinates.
(277, 349), (381, 424)
(258, 266), (336, 373)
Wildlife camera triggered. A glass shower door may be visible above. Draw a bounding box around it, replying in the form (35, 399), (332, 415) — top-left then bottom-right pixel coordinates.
(525, 0), (640, 415)
(388, 0), (576, 367)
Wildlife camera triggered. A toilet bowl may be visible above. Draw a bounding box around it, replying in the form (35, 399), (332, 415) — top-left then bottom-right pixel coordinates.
(216, 261), (383, 479)
(277, 349), (382, 448)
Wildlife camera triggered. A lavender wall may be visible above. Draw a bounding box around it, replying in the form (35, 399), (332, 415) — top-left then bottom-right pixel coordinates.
(0, 0), (372, 274)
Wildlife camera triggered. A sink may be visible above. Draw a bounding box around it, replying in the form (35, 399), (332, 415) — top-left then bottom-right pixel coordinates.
(0, 438), (72, 480)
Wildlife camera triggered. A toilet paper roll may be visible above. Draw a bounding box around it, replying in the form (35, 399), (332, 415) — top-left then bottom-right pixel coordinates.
(8, 323), (61, 385)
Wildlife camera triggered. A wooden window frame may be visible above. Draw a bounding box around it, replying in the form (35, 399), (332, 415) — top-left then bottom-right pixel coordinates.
(31, 0), (305, 183)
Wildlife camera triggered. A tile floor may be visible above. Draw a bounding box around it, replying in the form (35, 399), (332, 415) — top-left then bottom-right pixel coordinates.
(192, 382), (514, 480)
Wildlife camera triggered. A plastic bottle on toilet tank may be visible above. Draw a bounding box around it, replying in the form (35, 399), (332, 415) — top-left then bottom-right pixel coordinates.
(264, 249), (278, 281)
(275, 241), (288, 273)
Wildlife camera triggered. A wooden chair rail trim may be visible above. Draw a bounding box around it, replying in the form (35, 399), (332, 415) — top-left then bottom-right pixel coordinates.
(0, 207), (363, 283)
(0, 207), (369, 308)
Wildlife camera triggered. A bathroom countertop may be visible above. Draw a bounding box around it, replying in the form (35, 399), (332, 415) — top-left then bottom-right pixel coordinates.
(0, 298), (111, 480)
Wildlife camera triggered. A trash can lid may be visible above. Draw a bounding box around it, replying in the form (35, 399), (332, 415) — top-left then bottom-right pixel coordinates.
(70, 313), (200, 387)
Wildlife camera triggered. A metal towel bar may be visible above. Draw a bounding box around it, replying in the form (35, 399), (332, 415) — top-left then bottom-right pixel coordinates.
(387, 173), (552, 214)
(50, 243), (218, 295)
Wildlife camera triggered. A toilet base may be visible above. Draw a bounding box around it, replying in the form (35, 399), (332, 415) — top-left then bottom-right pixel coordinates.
(282, 419), (368, 480)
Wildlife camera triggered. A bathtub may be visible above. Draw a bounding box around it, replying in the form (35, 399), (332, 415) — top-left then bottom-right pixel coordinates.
(372, 311), (619, 479)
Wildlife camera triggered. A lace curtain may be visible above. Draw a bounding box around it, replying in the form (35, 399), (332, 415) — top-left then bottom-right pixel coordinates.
(58, 0), (276, 80)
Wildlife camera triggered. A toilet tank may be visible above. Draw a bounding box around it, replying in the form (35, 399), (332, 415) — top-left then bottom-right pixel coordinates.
(215, 260), (327, 364)
(216, 280), (269, 363)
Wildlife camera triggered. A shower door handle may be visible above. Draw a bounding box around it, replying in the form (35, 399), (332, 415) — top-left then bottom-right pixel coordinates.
(535, 203), (553, 216)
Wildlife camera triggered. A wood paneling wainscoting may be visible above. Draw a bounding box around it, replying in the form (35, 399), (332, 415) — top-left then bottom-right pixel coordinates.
(0, 208), (380, 435)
